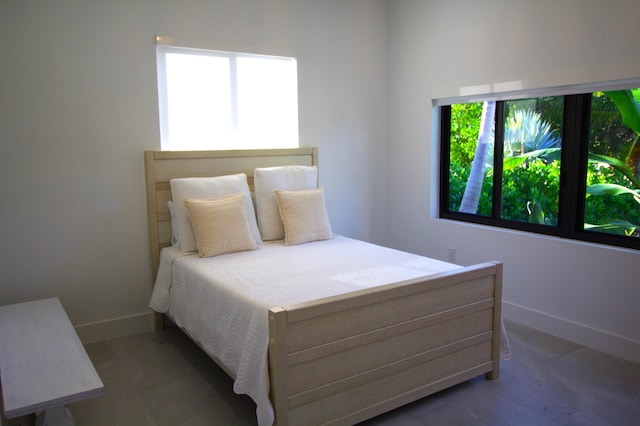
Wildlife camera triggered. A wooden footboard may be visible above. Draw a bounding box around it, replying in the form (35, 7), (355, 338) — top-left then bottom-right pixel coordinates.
(268, 261), (502, 426)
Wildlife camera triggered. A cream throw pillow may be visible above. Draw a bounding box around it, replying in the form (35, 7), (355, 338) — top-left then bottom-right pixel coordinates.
(275, 188), (332, 246)
(170, 174), (262, 252)
(183, 193), (258, 258)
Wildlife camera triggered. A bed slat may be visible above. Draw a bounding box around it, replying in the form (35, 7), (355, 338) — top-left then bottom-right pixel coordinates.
(286, 268), (496, 352)
(288, 298), (494, 366)
(289, 342), (493, 425)
(287, 309), (494, 396)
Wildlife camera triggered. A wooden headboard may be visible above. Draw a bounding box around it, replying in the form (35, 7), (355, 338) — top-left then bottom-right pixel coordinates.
(144, 147), (318, 283)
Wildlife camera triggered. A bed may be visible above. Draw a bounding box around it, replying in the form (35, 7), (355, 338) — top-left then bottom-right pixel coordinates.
(144, 147), (506, 426)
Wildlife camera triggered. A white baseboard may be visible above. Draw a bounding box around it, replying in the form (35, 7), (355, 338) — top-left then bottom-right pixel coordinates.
(72, 304), (640, 364)
(503, 301), (640, 365)
(74, 311), (155, 344)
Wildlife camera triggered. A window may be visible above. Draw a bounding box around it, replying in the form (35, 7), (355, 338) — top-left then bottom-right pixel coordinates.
(156, 40), (299, 151)
(440, 86), (640, 251)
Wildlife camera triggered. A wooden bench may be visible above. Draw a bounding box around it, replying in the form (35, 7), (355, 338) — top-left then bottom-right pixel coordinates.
(0, 298), (104, 425)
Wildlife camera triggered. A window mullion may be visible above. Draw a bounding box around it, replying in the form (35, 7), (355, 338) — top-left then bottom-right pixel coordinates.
(573, 94), (592, 237)
(439, 105), (452, 216)
(574, 95), (592, 238)
(229, 55), (239, 133)
(558, 94), (590, 237)
(492, 101), (505, 220)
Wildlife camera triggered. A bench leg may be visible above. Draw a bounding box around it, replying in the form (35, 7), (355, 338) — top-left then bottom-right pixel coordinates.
(35, 407), (73, 426)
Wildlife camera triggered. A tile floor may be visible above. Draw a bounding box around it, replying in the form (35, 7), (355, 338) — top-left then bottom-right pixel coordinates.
(63, 321), (639, 425)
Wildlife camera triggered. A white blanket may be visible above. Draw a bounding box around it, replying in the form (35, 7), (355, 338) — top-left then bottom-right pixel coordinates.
(149, 236), (471, 425)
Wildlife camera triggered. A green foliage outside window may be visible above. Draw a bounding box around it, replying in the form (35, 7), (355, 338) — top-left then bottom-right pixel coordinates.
(449, 157), (561, 224)
(587, 90), (640, 237)
(585, 162), (640, 236)
(502, 159), (560, 225)
(448, 89), (640, 239)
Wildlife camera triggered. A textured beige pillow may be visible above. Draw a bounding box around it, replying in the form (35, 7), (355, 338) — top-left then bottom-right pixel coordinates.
(275, 188), (332, 246)
(183, 193), (258, 258)
(170, 173), (262, 252)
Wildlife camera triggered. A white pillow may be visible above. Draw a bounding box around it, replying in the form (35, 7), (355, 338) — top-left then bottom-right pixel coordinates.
(170, 174), (262, 252)
(254, 165), (318, 240)
(184, 194), (259, 258)
(275, 187), (332, 246)
(167, 201), (180, 247)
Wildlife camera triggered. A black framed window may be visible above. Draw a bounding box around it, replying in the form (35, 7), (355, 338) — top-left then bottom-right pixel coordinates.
(440, 88), (640, 251)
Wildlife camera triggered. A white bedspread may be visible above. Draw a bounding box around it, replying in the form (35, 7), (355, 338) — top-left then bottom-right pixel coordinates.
(148, 236), (469, 425)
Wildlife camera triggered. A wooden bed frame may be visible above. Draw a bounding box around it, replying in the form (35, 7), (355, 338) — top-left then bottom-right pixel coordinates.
(144, 147), (503, 426)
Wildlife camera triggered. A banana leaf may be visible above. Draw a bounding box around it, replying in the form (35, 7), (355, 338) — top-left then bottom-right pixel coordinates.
(497, 149), (640, 188)
(588, 153), (640, 188)
(587, 183), (640, 204)
(584, 219), (638, 236)
(605, 89), (640, 136)
(499, 148), (561, 174)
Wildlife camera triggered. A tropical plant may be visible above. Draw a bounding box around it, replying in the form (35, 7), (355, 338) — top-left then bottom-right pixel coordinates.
(454, 103), (561, 220)
(582, 90), (640, 236)
(503, 109), (561, 156)
(501, 158), (560, 225)
(498, 91), (640, 234)
(448, 89), (640, 241)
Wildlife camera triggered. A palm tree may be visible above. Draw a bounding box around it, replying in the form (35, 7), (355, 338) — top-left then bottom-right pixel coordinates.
(504, 109), (561, 155)
(459, 101), (495, 213)
(458, 102), (559, 215)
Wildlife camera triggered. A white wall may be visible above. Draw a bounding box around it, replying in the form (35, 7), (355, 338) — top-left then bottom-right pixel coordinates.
(2, 0), (638, 365)
(0, 0), (389, 342)
(388, 0), (640, 363)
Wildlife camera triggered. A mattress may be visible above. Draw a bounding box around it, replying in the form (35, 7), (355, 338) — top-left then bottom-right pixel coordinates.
(149, 235), (462, 425)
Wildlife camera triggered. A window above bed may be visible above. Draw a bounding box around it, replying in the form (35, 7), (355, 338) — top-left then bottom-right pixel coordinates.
(155, 36), (299, 151)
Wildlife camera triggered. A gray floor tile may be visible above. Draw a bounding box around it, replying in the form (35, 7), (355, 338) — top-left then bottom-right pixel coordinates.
(66, 321), (639, 426)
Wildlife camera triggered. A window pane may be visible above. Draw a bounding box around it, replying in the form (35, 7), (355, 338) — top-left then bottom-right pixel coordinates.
(448, 102), (494, 216)
(500, 97), (562, 226)
(157, 46), (299, 151)
(584, 90), (640, 238)
(164, 53), (232, 150)
(236, 56), (299, 149)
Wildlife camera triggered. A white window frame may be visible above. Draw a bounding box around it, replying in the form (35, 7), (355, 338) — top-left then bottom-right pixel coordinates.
(155, 36), (299, 151)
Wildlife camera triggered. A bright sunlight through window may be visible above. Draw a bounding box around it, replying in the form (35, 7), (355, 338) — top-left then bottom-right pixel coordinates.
(156, 43), (299, 151)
